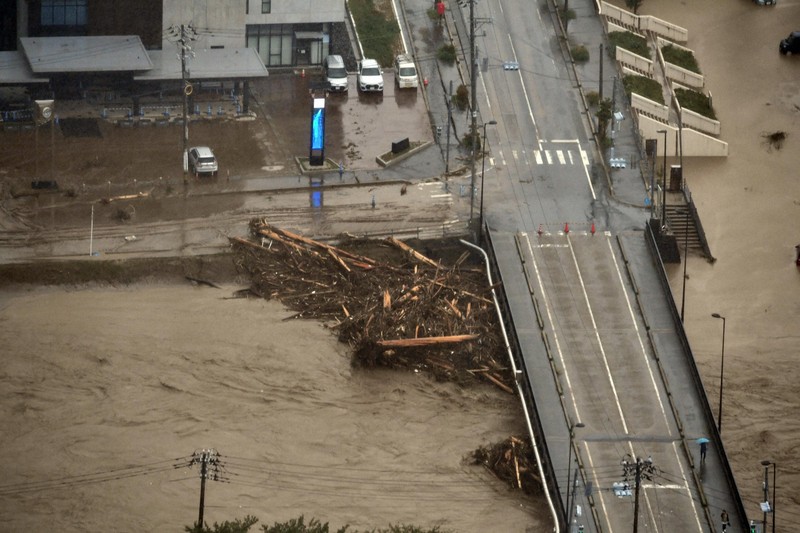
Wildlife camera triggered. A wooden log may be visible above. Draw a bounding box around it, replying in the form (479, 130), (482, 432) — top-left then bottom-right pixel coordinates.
(327, 248), (351, 273)
(375, 334), (478, 348)
(383, 289), (391, 309)
(446, 298), (463, 319)
(384, 236), (440, 268)
(256, 228), (308, 253)
(396, 286), (421, 304)
(484, 372), (514, 394)
(512, 440), (522, 489)
(425, 357), (455, 372)
(185, 275), (221, 289)
(230, 236), (264, 250)
(102, 191), (149, 203)
(265, 224), (379, 266)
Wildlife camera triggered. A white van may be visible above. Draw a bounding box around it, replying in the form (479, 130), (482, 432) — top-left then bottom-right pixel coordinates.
(394, 54), (419, 89)
(324, 55), (348, 93)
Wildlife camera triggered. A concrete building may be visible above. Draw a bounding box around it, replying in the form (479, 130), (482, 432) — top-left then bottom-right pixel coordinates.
(1, 0), (346, 67)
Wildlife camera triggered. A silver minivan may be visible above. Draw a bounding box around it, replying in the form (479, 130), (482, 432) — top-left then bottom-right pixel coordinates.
(324, 55), (348, 93)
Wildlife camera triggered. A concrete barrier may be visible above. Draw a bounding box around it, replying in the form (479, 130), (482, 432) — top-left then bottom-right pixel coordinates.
(601, 1), (689, 43)
(616, 47), (654, 76)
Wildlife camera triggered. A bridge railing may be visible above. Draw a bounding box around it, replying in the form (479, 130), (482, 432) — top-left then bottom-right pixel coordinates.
(644, 221), (748, 531)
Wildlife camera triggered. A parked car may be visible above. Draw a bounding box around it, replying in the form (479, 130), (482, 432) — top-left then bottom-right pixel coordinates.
(188, 146), (218, 176)
(754, 0), (776, 5)
(394, 54), (419, 89)
(357, 58), (384, 92)
(324, 54), (348, 93)
(779, 31), (800, 55)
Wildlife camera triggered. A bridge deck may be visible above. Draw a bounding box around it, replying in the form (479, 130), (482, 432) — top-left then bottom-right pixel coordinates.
(489, 228), (744, 532)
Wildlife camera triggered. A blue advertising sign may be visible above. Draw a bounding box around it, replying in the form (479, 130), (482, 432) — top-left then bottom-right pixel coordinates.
(309, 97), (325, 166)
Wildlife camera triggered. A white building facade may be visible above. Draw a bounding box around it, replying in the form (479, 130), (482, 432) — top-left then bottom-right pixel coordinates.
(162, 0), (346, 67)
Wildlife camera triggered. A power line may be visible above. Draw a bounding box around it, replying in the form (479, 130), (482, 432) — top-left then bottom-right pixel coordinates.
(0, 457), (192, 496)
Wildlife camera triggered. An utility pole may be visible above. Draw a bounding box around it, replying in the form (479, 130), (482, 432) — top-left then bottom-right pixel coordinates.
(445, 80), (453, 174)
(190, 448), (220, 529)
(762, 462), (770, 533)
(468, 0), (477, 239)
(621, 455), (655, 533)
(168, 24), (197, 175)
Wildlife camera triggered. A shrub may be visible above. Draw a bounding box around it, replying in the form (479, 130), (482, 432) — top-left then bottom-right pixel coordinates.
(622, 74), (664, 104)
(675, 87), (716, 119)
(608, 31), (650, 59)
(437, 44), (457, 64)
(585, 90), (600, 107)
(661, 44), (700, 74)
(453, 83), (469, 111)
(571, 45), (589, 63)
(461, 124), (482, 153)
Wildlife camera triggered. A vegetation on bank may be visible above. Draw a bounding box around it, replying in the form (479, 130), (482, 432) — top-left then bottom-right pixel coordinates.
(608, 31), (650, 59)
(675, 87), (716, 119)
(622, 74), (665, 104)
(661, 43), (701, 74)
(185, 515), (449, 533)
(348, 0), (401, 66)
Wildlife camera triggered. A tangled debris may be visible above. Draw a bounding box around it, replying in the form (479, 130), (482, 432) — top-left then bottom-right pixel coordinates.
(230, 219), (515, 392)
(471, 436), (542, 495)
(762, 130), (787, 152)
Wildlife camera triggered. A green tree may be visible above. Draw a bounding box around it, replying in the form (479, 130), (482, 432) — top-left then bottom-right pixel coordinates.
(595, 98), (613, 148)
(625, 0), (643, 14)
(185, 515), (260, 533)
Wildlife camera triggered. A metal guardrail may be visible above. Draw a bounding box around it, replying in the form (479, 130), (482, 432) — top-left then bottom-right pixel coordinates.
(483, 227), (570, 533)
(644, 221), (747, 531)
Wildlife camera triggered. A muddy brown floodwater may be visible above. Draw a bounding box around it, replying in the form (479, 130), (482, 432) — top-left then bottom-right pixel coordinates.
(0, 280), (550, 532)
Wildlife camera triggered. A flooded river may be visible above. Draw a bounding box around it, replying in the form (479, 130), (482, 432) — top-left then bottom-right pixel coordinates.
(0, 284), (549, 532)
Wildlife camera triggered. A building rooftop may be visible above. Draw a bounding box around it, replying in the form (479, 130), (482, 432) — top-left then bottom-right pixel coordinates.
(19, 36), (153, 73)
(0, 51), (50, 84)
(135, 47), (268, 81)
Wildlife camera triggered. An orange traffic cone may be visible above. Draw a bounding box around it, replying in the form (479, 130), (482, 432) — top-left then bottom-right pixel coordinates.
(564, 222), (569, 234)
(537, 224), (543, 236)
(590, 222), (596, 235)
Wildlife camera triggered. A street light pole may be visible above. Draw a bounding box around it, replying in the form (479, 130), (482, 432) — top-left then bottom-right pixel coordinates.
(467, 0), (477, 239)
(657, 129), (668, 227)
(565, 421), (584, 527)
(761, 460), (776, 533)
(680, 204), (689, 322)
(479, 119), (497, 242)
(711, 313), (726, 433)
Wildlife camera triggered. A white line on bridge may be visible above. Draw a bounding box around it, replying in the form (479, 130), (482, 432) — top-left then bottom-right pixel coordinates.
(507, 35), (541, 150)
(605, 238), (704, 532)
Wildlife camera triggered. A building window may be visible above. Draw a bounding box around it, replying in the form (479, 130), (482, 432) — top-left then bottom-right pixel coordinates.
(247, 24), (292, 66)
(41, 0), (87, 26)
(261, 0), (271, 14)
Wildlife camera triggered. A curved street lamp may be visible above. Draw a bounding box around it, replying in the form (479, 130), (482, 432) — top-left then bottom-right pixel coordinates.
(711, 313), (726, 433)
(479, 119), (497, 242)
(565, 421), (585, 526)
(761, 459), (776, 533)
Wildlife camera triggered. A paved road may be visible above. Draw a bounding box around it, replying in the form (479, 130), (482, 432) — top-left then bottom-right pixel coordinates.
(405, 0), (749, 530)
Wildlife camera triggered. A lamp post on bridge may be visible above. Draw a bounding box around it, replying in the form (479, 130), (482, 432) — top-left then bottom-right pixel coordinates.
(657, 129), (668, 227)
(761, 459), (776, 533)
(479, 119), (497, 242)
(711, 313), (726, 433)
(565, 421), (585, 527)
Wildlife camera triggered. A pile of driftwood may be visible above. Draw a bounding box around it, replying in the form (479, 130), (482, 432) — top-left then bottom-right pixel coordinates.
(230, 219), (514, 392)
(471, 436), (542, 495)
